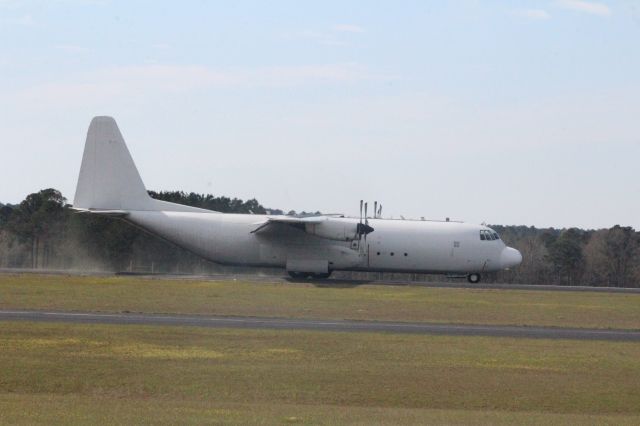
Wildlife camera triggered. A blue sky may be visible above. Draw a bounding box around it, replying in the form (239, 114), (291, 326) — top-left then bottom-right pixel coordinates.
(1, 0), (639, 229)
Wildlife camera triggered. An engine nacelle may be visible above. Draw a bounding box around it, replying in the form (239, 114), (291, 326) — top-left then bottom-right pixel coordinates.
(304, 219), (358, 241)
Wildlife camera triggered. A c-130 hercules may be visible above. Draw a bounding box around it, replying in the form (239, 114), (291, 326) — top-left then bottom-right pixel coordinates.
(73, 117), (522, 282)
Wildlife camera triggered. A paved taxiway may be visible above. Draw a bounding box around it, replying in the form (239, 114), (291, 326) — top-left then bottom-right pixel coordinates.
(1, 310), (639, 341)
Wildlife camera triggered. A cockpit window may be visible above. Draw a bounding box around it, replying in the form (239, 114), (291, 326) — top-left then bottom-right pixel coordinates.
(480, 230), (500, 241)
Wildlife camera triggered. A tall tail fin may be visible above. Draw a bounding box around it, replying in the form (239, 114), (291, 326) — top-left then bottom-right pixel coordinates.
(73, 116), (211, 213)
(73, 116), (155, 210)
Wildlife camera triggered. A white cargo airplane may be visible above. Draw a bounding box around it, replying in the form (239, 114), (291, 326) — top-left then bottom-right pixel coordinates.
(73, 116), (522, 282)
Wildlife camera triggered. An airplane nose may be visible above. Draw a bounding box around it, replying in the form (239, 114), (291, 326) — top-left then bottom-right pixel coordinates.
(501, 247), (522, 269)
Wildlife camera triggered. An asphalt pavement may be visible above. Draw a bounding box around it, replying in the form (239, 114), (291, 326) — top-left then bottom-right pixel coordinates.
(1, 310), (639, 341)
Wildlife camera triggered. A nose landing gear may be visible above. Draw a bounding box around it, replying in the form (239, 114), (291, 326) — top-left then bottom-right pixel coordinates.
(467, 273), (481, 284)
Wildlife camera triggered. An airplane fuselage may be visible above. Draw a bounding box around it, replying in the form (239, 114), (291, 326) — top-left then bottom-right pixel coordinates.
(126, 211), (519, 274)
(73, 116), (522, 282)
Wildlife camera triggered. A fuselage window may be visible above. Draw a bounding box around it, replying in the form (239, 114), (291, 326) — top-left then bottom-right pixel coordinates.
(404, 253), (408, 256)
(480, 231), (486, 240)
(390, 252), (395, 256)
(493, 232), (499, 240)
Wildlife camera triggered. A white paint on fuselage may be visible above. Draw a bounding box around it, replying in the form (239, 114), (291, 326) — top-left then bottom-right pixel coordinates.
(126, 212), (511, 274)
(72, 117), (522, 277)
(362, 218), (504, 273)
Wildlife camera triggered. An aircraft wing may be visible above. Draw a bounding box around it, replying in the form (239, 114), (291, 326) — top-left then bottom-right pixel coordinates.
(251, 215), (362, 242)
(250, 216), (326, 234)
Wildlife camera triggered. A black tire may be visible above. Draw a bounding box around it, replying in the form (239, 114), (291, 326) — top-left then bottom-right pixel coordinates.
(310, 272), (332, 280)
(288, 271), (306, 279)
(288, 271), (332, 280)
(467, 273), (481, 284)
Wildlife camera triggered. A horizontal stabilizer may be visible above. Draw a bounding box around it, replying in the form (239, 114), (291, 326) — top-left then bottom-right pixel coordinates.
(71, 207), (129, 217)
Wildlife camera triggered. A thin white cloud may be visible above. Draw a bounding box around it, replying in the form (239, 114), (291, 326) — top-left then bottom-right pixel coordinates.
(152, 43), (171, 50)
(252, 63), (373, 85)
(14, 63), (386, 107)
(557, 0), (611, 16)
(0, 0), (107, 7)
(299, 30), (347, 46)
(295, 24), (364, 46)
(0, 13), (35, 26)
(332, 24), (365, 33)
(0, 0), (26, 9)
(513, 9), (551, 20)
(55, 44), (91, 54)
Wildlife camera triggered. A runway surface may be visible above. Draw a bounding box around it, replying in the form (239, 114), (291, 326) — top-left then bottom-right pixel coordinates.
(1, 310), (639, 341)
(2, 268), (640, 294)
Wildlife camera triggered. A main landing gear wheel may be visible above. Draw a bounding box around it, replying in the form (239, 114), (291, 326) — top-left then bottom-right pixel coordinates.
(288, 271), (307, 279)
(467, 273), (481, 284)
(287, 271), (332, 280)
(312, 272), (332, 280)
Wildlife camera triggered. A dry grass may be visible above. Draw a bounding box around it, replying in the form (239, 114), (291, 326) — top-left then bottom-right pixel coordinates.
(1, 273), (639, 329)
(1, 321), (640, 424)
(3, 395), (640, 425)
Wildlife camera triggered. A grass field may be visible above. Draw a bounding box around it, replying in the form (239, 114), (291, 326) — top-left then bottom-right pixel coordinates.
(1, 273), (640, 424)
(1, 321), (640, 425)
(0, 273), (639, 329)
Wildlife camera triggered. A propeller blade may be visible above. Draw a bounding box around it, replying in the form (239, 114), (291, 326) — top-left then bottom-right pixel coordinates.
(364, 202), (369, 243)
(378, 204), (382, 218)
(374, 201), (377, 219)
(359, 199), (364, 242)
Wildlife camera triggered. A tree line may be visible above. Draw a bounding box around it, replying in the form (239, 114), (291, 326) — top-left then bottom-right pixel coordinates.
(0, 189), (638, 287)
